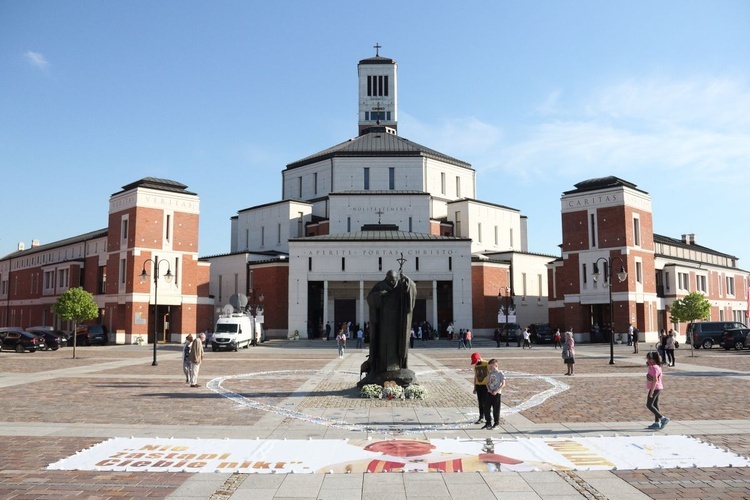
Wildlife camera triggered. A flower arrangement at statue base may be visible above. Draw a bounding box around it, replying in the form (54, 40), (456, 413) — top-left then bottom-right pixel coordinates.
(404, 384), (428, 400)
(360, 381), (427, 400)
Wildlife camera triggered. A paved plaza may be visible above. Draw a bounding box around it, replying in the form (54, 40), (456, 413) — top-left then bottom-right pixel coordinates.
(1, 338), (749, 499)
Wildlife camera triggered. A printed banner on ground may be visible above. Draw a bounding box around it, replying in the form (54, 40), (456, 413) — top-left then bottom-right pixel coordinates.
(47, 435), (749, 474)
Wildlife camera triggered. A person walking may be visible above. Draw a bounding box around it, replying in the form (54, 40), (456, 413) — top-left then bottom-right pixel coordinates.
(657, 329), (667, 366)
(627, 323), (634, 346)
(483, 358), (506, 430)
(494, 327), (501, 347)
(563, 330), (575, 376)
(646, 351), (670, 429)
(632, 325), (640, 354)
(522, 328), (531, 349)
(665, 330), (676, 367)
(188, 332), (205, 388)
(471, 352), (490, 425)
(446, 322), (454, 341)
(457, 329), (466, 349)
(182, 334), (193, 383)
(465, 329), (473, 348)
(336, 328), (346, 358)
(553, 328), (562, 349)
(325, 321), (331, 341)
(356, 325), (364, 349)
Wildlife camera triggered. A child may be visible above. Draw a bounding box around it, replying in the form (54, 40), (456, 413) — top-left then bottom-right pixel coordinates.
(483, 358), (506, 430)
(646, 351), (669, 429)
(553, 328), (562, 349)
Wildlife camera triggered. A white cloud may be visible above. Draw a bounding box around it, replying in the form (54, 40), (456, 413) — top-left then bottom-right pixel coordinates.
(23, 51), (49, 70)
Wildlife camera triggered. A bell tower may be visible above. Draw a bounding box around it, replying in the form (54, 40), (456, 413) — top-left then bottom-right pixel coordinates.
(358, 43), (398, 135)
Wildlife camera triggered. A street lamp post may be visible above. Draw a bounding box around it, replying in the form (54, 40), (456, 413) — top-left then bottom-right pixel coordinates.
(140, 259), (173, 366)
(593, 256), (627, 365)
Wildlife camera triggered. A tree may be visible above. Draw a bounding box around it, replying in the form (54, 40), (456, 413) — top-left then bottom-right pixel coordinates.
(669, 292), (711, 356)
(53, 287), (99, 359)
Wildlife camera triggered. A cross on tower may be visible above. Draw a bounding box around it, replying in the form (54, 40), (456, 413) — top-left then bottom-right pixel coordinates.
(373, 42), (381, 57)
(375, 209), (384, 224)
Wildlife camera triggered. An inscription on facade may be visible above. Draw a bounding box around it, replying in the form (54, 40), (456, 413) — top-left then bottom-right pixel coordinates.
(305, 249), (455, 257)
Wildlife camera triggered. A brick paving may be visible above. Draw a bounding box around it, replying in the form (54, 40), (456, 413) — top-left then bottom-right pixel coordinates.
(0, 339), (748, 499)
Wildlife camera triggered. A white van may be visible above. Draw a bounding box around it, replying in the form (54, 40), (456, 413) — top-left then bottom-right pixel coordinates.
(211, 314), (259, 351)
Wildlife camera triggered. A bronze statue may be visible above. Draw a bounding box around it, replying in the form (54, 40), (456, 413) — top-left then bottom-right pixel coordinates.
(358, 269), (417, 387)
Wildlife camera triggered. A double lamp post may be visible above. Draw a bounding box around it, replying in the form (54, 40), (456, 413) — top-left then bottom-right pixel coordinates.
(592, 256), (627, 365)
(140, 258), (172, 366)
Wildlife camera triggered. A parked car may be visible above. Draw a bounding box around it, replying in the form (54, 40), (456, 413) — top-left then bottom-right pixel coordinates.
(26, 328), (68, 350)
(530, 323), (555, 343)
(499, 323), (522, 343)
(688, 321), (747, 349)
(75, 324), (108, 346)
(722, 328), (750, 350)
(0, 327), (45, 353)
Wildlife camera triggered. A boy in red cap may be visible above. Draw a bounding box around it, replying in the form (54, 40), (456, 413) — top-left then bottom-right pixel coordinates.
(471, 352), (490, 425)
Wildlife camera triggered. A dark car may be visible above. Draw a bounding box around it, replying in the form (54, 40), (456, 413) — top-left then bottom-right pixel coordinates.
(722, 328), (750, 350)
(0, 327), (45, 353)
(499, 323), (522, 343)
(75, 324), (108, 346)
(530, 323), (555, 344)
(26, 328), (68, 350)
(688, 321), (747, 349)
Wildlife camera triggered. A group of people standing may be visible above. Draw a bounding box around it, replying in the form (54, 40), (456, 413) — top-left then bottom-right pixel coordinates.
(471, 352), (506, 430)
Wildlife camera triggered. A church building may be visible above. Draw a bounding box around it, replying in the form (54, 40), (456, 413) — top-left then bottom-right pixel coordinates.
(203, 49), (553, 338)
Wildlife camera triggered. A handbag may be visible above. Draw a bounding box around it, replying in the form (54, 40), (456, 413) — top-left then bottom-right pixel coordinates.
(561, 348), (571, 359)
(674, 341), (679, 348)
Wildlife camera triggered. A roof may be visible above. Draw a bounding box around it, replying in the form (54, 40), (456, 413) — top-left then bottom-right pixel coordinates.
(114, 177), (197, 196)
(292, 230), (470, 242)
(563, 176), (647, 195)
(358, 55), (396, 65)
(285, 128), (473, 170)
(654, 233), (738, 260)
(0, 228), (108, 260)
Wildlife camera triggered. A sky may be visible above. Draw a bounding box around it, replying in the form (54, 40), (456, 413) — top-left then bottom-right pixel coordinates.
(2, 1), (749, 269)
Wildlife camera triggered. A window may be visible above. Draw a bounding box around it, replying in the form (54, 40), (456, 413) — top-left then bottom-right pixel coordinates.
(633, 216), (641, 246)
(538, 274), (543, 297)
(494, 226), (498, 246)
(456, 176), (461, 197)
(308, 257), (312, 271)
(408, 217), (412, 232)
(582, 263), (588, 285)
(477, 223), (482, 243)
(314, 172), (318, 195)
(416, 257), (419, 271)
(278, 223), (282, 244)
(665, 272), (670, 291)
(510, 228), (514, 248)
(697, 275), (707, 293)
(341, 257), (346, 271)
(441, 172), (446, 194)
(347, 217), (351, 232)
(121, 218), (128, 242)
(367, 75), (389, 97)
(378, 257), (382, 272)
(590, 212), (597, 248)
(165, 214), (171, 241)
(727, 276), (736, 296)
(364, 168), (370, 190)
(389, 167), (395, 190)
(298, 177), (302, 197)
(297, 212), (304, 237)
(261, 226), (265, 247)
(455, 211), (461, 237)
(522, 273), (527, 298)
(448, 256), (452, 271)
(44, 270), (55, 290)
(120, 258), (127, 285)
(678, 272), (689, 291)
(174, 257), (179, 286)
(636, 261), (643, 284)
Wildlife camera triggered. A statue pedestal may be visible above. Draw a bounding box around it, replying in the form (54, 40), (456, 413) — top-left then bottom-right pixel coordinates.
(357, 368), (417, 388)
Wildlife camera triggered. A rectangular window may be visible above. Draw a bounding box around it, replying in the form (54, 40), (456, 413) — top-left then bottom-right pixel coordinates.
(298, 212), (304, 238)
(633, 216), (641, 246)
(298, 177), (302, 197)
(666, 272), (670, 291)
(174, 257), (180, 286)
(456, 176), (461, 197)
(697, 275), (707, 293)
(510, 228), (514, 248)
(308, 257), (312, 271)
(58, 269), (68, 289)
(477, 223), (482, 243)
(494, 226), (498, 246)
(120, 258), (126, 285)
(367, 75), (372, 96)
(538, 274), (543, 297)
(582, 263), (588, 285)
(455, 211), (461, 237)
(636, 262), (643, 284)
(378, 257), (382, 272)
(384, 75), (389, 96)
(341, 257), (346, 271)
(261, 226), (265, 247)
(522, 273), (527, 297)
(278, 223), (282, 244)
(347, 217), (351, 232)
(389, 167), (395, 189)
(448, 256), (452, 271)
(121, 218), (128, 242)
(314, 172), (318, 195)
(416, 257), (420, 271)
(408, 217), (412, 232)
(727, 276), (735, 295)
(165, 214), (171, 241)
(364, 168), (370, 190)
(590, 213), (597, 248)
(441, 172), (446, 194)
(245, 229), (249, 250)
